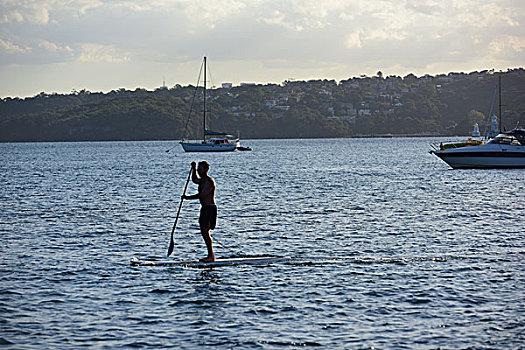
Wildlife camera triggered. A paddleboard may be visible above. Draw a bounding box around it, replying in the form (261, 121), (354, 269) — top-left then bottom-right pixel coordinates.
(130, 256), (289, 267)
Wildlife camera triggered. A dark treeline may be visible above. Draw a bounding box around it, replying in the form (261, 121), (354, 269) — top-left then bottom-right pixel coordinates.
(1, 69), (524, 142)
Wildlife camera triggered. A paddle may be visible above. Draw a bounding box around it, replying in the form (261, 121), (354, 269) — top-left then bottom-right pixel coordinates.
(167, 166), (193, 257)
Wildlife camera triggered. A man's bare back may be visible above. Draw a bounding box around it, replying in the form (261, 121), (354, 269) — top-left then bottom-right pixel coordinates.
(196, 173), (215, 206)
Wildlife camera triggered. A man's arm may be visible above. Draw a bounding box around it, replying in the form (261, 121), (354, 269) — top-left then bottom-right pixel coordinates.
(190, 162), (200, 184)
(182, 193), (199, 200)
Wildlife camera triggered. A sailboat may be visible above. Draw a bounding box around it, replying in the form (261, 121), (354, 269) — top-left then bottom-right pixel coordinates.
(180, 57), (241, 152)
(430, 76), (525, 169)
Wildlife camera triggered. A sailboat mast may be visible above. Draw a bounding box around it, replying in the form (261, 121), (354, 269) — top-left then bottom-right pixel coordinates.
(203, 56), (207, 143)
(498, 75), (502, 133)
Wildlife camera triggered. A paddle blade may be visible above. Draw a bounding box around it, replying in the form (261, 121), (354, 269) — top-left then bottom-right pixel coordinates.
(167, 237), (174, 257)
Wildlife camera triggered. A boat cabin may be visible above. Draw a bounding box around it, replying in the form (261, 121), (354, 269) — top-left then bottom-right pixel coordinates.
(209, 138), (231, 145)
(489, 130), (525, 146)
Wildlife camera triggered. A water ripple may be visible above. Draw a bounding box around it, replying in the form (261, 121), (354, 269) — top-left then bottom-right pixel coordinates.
(1, 139), (523, 349)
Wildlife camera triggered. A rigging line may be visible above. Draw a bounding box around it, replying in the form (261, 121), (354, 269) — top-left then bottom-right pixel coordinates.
(180, 59), (205, 140)
(207, 61), (215, 89)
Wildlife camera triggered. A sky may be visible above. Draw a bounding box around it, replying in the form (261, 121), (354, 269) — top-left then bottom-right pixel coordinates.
(1, 0), (524, 98)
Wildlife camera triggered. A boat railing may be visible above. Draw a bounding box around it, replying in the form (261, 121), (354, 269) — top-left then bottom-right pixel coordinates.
(430, 139), (485, 152)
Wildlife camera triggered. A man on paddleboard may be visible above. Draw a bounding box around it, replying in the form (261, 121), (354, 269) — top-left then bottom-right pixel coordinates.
(182, 161), (216, 262)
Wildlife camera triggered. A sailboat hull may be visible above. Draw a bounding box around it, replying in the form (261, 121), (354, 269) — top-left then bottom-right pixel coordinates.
(180, 141), (237, 152)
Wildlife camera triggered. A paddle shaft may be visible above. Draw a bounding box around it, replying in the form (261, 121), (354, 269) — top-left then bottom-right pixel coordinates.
(167, 166), (193, 257)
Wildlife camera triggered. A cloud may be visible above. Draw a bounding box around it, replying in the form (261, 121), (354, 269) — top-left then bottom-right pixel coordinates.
(0, 0), (51, 24)
(38, 39), (73, 53)
(0, 38), (31, 54)
(1, 0), (524, 97)
(77, 43), (130, 63)
(406, 0), (442, 16)
(0, 10), (24, 24)
(75, 0), (104, 16)
(259, 10), (307, 31)
(179, 0), (246, 28)
(345, 30), (363, 49)
(489, 35), (525, 54)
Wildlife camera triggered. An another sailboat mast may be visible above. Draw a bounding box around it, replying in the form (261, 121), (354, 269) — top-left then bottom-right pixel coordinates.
(498, 75), (502, 133)
(203, 56), (207, 143)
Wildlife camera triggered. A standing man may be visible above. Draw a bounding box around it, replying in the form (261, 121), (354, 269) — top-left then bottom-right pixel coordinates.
(182, 161), (216, 262)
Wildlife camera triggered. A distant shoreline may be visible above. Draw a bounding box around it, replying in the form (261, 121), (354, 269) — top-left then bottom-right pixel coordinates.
(1, 134), (475, 143)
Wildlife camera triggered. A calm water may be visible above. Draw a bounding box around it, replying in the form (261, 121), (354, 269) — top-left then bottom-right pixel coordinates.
(1, 138), (523, 349)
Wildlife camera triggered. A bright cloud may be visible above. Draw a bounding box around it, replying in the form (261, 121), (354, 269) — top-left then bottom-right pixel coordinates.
(38, 39), (73, 53)
(346, 30), (363, 49)
(489, 35), (525, 54)
(0, 0), (51, 24)
(0, 38), (31, 54)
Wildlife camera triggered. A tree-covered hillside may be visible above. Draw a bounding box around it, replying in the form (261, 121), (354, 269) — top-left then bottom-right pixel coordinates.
(1, 69), (524, 142)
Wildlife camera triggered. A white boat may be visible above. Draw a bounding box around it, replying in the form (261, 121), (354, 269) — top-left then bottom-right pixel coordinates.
(430, 128), (525, 169)
(430, 76), (525, 169)
(181, 137), (239, 152)
(180, 57), (245, 152)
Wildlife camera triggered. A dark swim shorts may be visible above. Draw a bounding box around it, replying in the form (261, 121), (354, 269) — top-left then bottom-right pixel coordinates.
(199, 205), (217, 230)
